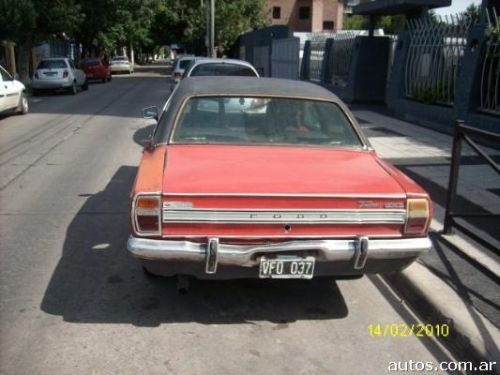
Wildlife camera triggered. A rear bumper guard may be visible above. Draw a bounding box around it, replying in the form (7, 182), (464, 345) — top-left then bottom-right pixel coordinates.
(127, 236), (432, 274)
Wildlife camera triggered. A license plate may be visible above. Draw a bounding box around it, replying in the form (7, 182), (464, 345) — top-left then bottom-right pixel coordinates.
(259, 256), (315, 279)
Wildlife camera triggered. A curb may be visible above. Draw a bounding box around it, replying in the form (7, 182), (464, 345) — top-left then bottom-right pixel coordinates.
(384, 262), (500, 374)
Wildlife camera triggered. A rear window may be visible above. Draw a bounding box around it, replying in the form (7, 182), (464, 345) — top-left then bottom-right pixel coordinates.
(172, 96), (361, 147)
(179, 59), (194, 69)
(112, 57), (128, 62)
(37, 60), (67, 69)
(190, 63), (257, 77)
(82, 59), (100, 66)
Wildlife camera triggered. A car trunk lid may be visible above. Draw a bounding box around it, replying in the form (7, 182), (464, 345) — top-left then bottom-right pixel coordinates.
(161, 145), (407, 238)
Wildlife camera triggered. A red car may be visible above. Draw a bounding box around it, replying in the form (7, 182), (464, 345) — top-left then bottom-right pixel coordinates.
(80, 58), (111, 83)
(128, 77), (432, 280)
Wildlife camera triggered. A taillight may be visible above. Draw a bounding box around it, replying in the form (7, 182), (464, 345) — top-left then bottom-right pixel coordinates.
(133, 195), (161, 236)
(405, 198), (430, 235)
(174, 72), (182, 78)
(63, 70), (69, 78)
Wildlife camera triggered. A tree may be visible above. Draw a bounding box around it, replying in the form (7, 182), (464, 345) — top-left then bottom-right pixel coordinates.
(147, 0), (267, 56)
(0, 0), (36, 43)
(343, 14), (406, 34)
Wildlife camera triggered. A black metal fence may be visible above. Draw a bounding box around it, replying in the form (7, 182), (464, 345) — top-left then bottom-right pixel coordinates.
(443, 121), (500, 254)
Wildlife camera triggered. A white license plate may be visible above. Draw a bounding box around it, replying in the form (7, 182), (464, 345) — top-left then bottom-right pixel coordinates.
(259, 256), (315, 279)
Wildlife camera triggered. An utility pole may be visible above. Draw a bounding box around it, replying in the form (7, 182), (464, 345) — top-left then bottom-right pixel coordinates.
(210, 0), (215, 57)
(205, 0), (210, 57)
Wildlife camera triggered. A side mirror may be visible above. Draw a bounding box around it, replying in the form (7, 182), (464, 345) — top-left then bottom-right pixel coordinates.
(140, 137), (154, 150)
(142, 106), (158, 121)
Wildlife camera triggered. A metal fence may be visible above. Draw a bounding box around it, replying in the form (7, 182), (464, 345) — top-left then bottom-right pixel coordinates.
(479, 8), (500, 116)
(330, 31), (358, 87)
(308, 33), (333, 82)
(405, 15), (473, 106)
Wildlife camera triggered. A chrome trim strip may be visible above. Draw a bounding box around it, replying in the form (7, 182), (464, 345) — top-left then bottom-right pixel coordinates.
(127, 236), (432, 268)
(162, 208), (406, 224)
(161, 234), (403, 238)
(162, 192), (407, 198)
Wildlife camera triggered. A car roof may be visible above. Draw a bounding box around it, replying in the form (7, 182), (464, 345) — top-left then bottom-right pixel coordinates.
(191, 58), (252, 65)
(39, 57), (68, 61)
(174, 77), (337, 100)
(152, 77), (350, 145)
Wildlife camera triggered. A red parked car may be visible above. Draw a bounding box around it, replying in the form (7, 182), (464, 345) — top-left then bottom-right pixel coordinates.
(128, 77), (432, 280)
(80, 58), (111, 83)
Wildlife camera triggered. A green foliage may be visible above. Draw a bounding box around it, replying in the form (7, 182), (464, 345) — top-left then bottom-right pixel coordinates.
(32, 0), (82, 42)
(343, 14), (406, 34)
(1, 0), (267, 56)
(411, 83), (454, 105)
(0, 0), (36, 43)
(343, 15), (368, 30)
(463, 3), (480, 22)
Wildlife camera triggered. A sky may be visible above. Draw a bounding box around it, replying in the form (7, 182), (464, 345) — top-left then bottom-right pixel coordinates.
(434, 0), (482, 16)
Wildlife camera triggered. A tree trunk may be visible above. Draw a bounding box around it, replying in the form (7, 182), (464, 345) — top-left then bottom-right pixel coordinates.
(17, 42), (32, 83)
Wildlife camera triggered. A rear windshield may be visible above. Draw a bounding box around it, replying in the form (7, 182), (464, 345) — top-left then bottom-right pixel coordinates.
(37, 60), (67, 69)
(179, 59), (194, 69)
(171, 96), (361, 147)
(82, 59), (100, 65)
(190, 63), (257, 77)
(112, 57), (128, 62)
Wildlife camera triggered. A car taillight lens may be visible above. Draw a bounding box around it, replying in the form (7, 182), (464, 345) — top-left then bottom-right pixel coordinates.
(133, 195), (161, 235)
(174, 72), (181, 78)
(405, 198), (430, 235)
(63, 70), (69, 78)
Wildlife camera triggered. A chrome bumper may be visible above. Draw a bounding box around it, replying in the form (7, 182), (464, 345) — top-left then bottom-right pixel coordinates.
(127, 236), (432, 274)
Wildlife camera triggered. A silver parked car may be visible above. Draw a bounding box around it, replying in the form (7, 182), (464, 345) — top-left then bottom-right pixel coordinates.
(182, 58), (259, 78)
(32, 58), (88, 95)
(110, 56), (134, 74)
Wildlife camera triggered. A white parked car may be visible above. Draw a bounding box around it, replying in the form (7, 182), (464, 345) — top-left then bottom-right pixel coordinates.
(171, 55), (195, 82)
(32, 58), (88, 95)
(110, 56), (134, 74)
(0, 65), (28, 115)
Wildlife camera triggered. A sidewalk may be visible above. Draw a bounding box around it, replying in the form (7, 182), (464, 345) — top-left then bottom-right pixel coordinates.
(350, 105), (500, 366)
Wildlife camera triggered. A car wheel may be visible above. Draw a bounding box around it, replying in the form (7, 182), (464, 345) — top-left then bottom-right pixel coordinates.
(70, 81), (78, 95)
(32, 89), (40, 96)
(108, 75), (112, 82)
(82, 79), (89, 91)
(16, 93), (29, 114)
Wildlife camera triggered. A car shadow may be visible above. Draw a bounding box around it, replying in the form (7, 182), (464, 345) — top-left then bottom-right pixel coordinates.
(41, 166), (349, 326)
(133, 124), (156, 147)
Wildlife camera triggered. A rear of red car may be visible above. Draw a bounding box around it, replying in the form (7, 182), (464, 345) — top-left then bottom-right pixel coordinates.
(80, 59), (110, 82)
(127, 77), (432, 280)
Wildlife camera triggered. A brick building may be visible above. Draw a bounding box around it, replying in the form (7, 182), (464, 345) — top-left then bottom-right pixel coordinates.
(265, 0), (345, 32)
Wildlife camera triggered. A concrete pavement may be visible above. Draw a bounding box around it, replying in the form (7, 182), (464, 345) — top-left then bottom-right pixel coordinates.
(352, 105), (500, 368)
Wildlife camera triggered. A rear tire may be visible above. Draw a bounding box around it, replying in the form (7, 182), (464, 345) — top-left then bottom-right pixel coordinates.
(82, 79), (88, 91)
(70, 81), (77, 95)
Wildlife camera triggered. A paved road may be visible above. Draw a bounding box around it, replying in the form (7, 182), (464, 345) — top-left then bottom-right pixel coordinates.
(0, 66), (454, 374)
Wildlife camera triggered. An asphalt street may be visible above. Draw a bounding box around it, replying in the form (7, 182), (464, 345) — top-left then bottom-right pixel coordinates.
(0, 65), (456, 374)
